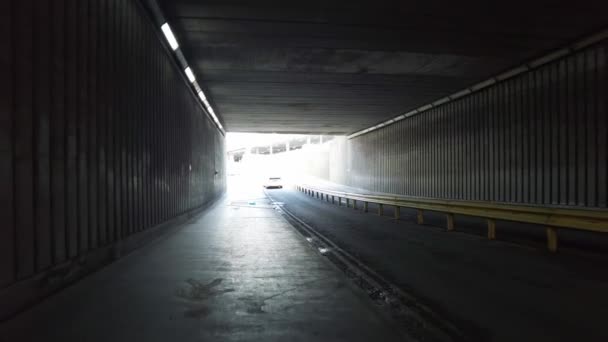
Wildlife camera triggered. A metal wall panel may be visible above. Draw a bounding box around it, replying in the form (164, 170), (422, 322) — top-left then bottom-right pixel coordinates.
(2, 0), (225, 291)
(0, 0), (14, 287)
(345, 41), (607, 208)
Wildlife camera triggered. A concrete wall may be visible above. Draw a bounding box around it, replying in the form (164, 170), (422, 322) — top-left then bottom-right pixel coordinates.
(0, 0), (225, 319)
(328, 40), (607, 208)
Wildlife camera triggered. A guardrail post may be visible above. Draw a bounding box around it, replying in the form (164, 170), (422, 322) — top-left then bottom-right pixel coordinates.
(378, 204), (384, 216)
(353, 199), (357, 210)
(446, 213), (455, 231)
(346, 198), (350, 207)
(546, 227), (558, 252)
(331, 195), (335, 204)
(363, 202), (368, 212)
(394, 206), (400, 220)
(417, 209), (424, 225)
(338, 197), (342, 206)
(487, 219), (496, 240)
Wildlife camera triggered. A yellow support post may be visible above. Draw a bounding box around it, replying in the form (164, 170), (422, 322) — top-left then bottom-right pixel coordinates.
(487, 219), (496, 240)
(417, 209), (424, 225)
(546, 227), (558, 252)
(446, 213), (455, 231)
(378, 203), (384, 216)
(394, 206), (400, 220)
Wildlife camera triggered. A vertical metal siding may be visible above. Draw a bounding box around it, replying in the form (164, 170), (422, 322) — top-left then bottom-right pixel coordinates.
(346, 40), (607, 208)
(1, 0), (225, 292)
(0, 0), (14, 287)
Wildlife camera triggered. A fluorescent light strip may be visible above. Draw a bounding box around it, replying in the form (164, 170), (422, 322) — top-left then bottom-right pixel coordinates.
(347, 28), (608, 140)
(160, 23), (179, 50)
(162, 20), (223, 131)
(197, 91), (223, 129)
(198, 91), (207, 102)
(184, 67), (195, 83)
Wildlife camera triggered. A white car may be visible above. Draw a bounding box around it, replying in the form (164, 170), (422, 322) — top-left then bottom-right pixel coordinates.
(263, 177), (283, 189)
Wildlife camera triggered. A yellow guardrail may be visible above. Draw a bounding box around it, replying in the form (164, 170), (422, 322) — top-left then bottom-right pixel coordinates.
(296, 185), (608, 252)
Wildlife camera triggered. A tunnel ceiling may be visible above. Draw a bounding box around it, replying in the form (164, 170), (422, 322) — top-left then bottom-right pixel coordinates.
(158, 0), (606, 134)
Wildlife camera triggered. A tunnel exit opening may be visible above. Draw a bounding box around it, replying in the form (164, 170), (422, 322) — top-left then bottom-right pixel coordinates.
(226, 133), (337, 196)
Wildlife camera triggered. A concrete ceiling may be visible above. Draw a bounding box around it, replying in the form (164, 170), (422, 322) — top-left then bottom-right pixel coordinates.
(158, 0), (606, 134)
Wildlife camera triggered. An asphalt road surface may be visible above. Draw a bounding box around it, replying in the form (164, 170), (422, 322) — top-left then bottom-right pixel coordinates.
(266, 187), (608, 342)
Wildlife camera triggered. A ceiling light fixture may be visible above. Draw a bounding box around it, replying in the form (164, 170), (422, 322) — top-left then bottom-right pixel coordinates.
(161, 23), (179, 50)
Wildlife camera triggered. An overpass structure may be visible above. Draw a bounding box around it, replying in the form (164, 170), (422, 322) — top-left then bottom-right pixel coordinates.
(1, 1), (607, 341)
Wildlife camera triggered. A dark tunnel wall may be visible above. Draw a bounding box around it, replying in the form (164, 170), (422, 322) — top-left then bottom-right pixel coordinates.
(345, 40), (607, 208)
(0, 0), (226, 309)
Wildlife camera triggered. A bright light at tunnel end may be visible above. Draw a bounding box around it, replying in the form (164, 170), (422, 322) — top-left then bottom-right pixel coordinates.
(161, 23), (179, 50)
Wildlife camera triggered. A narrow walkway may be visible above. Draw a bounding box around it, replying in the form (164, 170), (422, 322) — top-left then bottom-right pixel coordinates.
(0, 186), (403, 341)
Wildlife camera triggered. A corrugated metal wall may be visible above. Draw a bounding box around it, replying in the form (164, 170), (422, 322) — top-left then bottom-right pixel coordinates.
(0, 0), (225, 291)
(345, 40), (607, 208)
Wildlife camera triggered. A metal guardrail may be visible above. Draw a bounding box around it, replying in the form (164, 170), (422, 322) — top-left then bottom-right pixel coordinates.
(297, 185), (608, 252)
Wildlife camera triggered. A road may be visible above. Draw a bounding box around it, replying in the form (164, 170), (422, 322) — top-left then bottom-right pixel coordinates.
(0, 182), (406, 342)
(266, 187), (608, 342)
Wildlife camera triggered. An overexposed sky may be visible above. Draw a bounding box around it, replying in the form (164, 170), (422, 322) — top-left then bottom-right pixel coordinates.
(226, 133), (309, 151)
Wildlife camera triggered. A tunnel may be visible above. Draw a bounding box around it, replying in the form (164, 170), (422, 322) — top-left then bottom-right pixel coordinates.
(1, 1), (607, 341)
